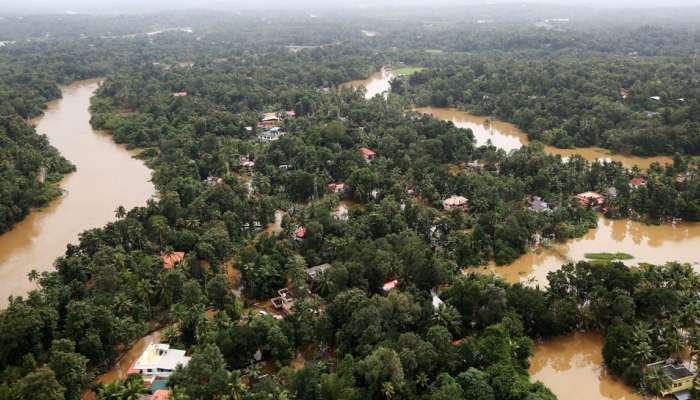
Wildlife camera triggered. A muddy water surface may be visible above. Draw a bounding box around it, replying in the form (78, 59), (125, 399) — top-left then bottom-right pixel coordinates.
(415, 107), (673, 169)
(478, 216), (700, 286)
(82, 330), (163, 400)
(0, 80), (154, 307)
(340, 68), (395, 99)
(530, 332), (642, 400)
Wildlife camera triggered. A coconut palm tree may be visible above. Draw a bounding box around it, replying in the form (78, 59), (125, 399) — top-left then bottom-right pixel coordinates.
(382, 382), (395, 400)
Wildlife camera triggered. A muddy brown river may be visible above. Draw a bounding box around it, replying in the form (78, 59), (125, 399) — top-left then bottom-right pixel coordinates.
(0, 79), (154, 307)
(416, 107), (673, 169)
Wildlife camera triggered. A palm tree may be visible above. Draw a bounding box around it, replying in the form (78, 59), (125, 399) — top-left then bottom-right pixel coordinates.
(382, 382), (395, 400)
(115, 205), (126, 220)
(642, 368), (672, 396)
(434, 303), (463, 337)
(27, 269), (40, 287)
(226, 371), (248, 400)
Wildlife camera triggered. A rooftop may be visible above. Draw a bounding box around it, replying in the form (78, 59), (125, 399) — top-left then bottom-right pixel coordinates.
(161, 252), (185, 269)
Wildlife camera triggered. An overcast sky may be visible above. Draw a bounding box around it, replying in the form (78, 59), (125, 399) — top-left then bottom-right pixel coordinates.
(3, 0), (700, 14)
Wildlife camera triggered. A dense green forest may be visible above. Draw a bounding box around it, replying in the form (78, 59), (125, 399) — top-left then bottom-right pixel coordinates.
(0, 59), (76, 233)
(1, 8), (700, 400)
(400, 56), (700, 156)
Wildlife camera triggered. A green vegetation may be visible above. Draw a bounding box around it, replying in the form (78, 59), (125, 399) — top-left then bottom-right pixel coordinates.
(0, 7), (699, 400)
(584, 252), (634, 261)
(394, 66), (425, 76)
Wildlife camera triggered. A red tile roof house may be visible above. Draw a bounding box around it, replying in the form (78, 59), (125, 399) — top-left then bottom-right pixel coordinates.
(360, 147), (376, 162)
(442, 195), (469, 212)
(293, 227), (306, 241)
(327, 182), (347, 195)
(261, 113), (280, 129)
(575, 192), (605, 208)
(161, 252), (185, 269)
(629, 177), (646, 189)
(286, 110), (296, 118)
(172, 92), (188, 97)
(382, 279), (399, 292)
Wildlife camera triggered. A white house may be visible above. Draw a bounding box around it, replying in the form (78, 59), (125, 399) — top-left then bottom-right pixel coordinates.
(131, 344), (190, 378)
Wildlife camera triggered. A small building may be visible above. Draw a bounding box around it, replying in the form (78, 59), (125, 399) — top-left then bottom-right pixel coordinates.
(431, 289), (444, 310)
(327, 182), (347, 195)
(261, 113), (280, 129)
(286, 110), (296, 118)
(647, 360), (695, 398)
(161, 252), (185, 269)
(306, 263), (331, 280)
(172, 92), (188, 97)
(131, 344), (190, 379)
(360, 147), (376, 162)
(465, 160), (486, 170)
(293, 227), (306, 241)
(619, 88), (630, 99)
(576, 192), (604, 208)
(240, 156), (255, 171)
(442, 195), (469, 212)
(271, 288), (296, 313)
(382, 279), (399, 293)
(529, 196), (550, 212)
(629, 177), (646, 189)
(204, 176), (223, 186)
(650, 96), (661, 101)
(258, 127), (287, 142)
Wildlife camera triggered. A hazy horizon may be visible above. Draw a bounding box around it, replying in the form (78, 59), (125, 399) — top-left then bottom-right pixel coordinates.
(3, 0), (700, 15)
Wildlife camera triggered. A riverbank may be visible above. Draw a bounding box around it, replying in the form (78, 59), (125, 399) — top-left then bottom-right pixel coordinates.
(0, 79), (155, 307)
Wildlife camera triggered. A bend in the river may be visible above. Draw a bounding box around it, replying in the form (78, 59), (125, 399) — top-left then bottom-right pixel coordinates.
(0, 79), (155, 307)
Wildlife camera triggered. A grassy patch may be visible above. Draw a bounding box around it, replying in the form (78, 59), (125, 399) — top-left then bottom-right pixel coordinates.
(584, 252), (634, 261)
(395, 67), (425, 76)
(424, 49), (444, 54)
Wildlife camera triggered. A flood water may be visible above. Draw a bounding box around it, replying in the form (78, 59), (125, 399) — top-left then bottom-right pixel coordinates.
(414, 107), (673, 169)
(479, 216), (700, 286)
(340, 68), (395, 99)
(82, 330), (163, 400)
(0, 79), (155, 307)
(530, 331), (642, 400)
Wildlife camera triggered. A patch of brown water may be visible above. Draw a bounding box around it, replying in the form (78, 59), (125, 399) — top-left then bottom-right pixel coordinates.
(530, 331), (642, 400)
(340, 68), (395, 99)
(477, 216), (700, 286)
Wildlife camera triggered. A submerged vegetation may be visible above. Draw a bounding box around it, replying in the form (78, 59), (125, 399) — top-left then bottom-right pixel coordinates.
(584, 252), (635, 261)
(0, 5), (699, 400)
